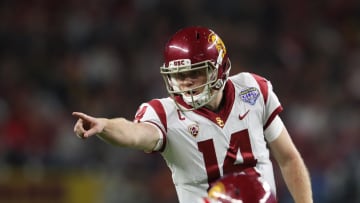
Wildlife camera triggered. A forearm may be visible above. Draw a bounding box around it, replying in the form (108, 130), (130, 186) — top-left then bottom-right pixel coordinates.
(97, 118), (158, 151)
(97, 118), (134, 146)
(280, 155), (313, 203)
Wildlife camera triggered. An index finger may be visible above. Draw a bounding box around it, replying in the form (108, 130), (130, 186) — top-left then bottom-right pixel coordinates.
(72, 112), (95, 122)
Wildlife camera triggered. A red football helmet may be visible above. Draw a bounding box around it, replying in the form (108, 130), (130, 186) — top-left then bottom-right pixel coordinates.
(200, 173), (277, 203)
(160, 26), (231, 110)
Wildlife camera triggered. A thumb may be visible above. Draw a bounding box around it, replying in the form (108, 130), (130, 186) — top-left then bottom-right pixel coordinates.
(83, 127), (100, 138)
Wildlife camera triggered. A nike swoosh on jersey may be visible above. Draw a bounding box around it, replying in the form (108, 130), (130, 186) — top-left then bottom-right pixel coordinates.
(239, 110), (250, 120)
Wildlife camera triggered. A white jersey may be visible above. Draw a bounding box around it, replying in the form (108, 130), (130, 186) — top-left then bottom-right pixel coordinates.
(134, 72), (283, 203)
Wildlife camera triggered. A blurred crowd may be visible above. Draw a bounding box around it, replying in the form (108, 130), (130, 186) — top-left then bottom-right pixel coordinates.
(0, 0), (359, 202)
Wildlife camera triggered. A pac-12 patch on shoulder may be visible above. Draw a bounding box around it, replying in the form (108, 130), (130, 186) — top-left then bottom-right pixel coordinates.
(240, 87), (260, 105)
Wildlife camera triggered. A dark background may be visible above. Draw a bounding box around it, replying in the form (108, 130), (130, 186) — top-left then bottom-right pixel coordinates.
(0, 0), (359, 202)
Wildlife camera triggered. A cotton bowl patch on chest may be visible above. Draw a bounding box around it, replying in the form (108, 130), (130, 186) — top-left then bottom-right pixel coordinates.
(240, 87), (260, 105)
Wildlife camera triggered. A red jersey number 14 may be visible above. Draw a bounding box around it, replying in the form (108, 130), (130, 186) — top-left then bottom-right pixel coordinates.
(197, 129), (258, 186)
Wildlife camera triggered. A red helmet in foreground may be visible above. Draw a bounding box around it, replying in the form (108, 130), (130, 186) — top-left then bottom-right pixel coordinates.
(160, 26), (231, 110)
(200, 173), (277, 203)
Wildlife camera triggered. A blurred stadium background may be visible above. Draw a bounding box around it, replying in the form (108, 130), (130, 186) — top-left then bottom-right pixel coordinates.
(0, 0), (359, 202)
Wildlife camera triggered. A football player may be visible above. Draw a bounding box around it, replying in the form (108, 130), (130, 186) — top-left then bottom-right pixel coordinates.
(73, 26), (313, 203)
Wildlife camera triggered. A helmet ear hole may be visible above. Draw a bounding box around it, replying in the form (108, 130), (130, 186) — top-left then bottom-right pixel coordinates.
(196, 32), (200, 40)
(234, 188), (241, 197)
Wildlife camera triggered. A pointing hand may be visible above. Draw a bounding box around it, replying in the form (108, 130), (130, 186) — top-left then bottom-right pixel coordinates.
(72, 112), (106, 139)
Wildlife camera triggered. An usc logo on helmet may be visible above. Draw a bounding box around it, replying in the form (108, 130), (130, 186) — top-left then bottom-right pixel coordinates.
(208, 33), (226, 59)
(169, 59), (191, 67)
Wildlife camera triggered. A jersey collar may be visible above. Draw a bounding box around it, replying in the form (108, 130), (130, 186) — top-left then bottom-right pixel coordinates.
(175, 80), (235, 127)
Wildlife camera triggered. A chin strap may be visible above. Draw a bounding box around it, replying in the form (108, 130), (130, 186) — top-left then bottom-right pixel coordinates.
(212, 59), (231, 90)
(211, 79), (224, 90)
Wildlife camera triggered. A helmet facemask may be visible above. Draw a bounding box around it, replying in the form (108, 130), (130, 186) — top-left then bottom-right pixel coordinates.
(160, 60), (221, 111)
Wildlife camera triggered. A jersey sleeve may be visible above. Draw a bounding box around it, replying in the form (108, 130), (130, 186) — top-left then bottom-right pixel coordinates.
(134, 99), (167, 151)
(264, 115), (284, 142)
(263, 79), (283, 130)
(251, 74), (283, 140)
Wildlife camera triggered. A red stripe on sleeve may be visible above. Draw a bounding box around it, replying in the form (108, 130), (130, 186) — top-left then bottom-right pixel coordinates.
(263, 106), (283, 130)
(148, 99), (167, 133)
(251, 73), (269, 104)
(145, 121), (167, 152)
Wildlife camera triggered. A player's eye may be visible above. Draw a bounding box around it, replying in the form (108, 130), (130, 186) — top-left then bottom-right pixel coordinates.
(172, 69), (206, 81)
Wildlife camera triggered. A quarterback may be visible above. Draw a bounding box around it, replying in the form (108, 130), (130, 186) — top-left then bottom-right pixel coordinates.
(73, 26), (313, 203)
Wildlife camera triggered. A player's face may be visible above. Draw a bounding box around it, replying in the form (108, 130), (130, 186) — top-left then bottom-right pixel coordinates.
(171, 69), (207, 96)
